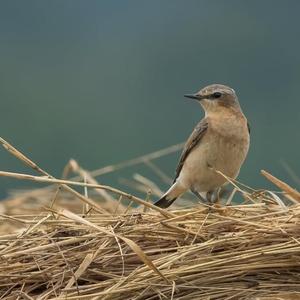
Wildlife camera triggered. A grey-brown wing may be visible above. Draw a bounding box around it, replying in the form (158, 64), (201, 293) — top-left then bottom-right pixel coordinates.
(174, 119), (209, 182)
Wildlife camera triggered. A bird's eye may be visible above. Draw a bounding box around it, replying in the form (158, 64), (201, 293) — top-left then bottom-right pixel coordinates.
(212, 92), (222, 98)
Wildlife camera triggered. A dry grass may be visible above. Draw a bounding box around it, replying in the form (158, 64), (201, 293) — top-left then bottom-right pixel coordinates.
(0, 137), (300, 299)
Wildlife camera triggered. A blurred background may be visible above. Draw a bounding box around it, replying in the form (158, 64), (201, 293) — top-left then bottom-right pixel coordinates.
(0, 0), (299, 199)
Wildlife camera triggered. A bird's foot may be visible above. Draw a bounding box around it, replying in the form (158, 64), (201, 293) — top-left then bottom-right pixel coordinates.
(191, 190), (214, 212)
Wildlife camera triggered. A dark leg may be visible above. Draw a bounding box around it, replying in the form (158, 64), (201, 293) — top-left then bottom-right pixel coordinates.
(206, 190), (214, 204)
(207, 189), (224, 204)
(191, 189), (207, 203)
(215, 187), (221, 204)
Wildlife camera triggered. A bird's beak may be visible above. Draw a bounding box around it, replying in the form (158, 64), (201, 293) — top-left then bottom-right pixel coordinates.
(184, 94), (203, 101)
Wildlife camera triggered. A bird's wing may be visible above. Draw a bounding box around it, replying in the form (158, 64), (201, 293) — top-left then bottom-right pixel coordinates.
(174, 118), (209, 182)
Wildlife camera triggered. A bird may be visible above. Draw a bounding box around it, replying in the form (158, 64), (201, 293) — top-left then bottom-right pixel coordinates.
(154, 84), (250, 208)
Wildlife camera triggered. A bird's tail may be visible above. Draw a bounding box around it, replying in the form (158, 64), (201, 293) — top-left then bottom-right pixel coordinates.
(154, 194), (177, 208)
(154, 182), (186, 208)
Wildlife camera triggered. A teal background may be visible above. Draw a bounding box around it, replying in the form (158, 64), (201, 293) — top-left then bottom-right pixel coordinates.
(0, 1), (299, 199)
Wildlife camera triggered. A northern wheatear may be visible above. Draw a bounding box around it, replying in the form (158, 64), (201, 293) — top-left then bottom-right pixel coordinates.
(154, 84), (250, 208)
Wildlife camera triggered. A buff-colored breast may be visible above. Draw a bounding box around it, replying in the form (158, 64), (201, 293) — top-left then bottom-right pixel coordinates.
(177, 110), (249, 192)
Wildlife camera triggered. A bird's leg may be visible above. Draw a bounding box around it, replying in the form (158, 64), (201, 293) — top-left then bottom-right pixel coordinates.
(206, 190), (214, 205)
(191, 189), (207, 203)
(214, 187), (222, 204)
(207, 189), (223, 212)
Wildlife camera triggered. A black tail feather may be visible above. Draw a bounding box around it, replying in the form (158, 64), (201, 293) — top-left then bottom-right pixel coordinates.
(154, 195), (177, 208)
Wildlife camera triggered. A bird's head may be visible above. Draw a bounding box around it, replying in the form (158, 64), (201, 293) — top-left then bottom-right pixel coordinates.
(184, 84), (240, 113)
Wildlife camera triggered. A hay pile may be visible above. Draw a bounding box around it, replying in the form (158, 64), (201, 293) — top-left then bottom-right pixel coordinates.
(0, 137), (300, 299)
(1, 202), (300, 299)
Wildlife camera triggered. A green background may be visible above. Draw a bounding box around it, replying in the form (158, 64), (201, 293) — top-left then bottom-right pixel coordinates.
(0, 1), (299, 199)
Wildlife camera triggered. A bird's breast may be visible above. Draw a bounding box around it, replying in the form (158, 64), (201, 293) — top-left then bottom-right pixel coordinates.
(178, 113), (249, 191)
(207, 114), (250, 176)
